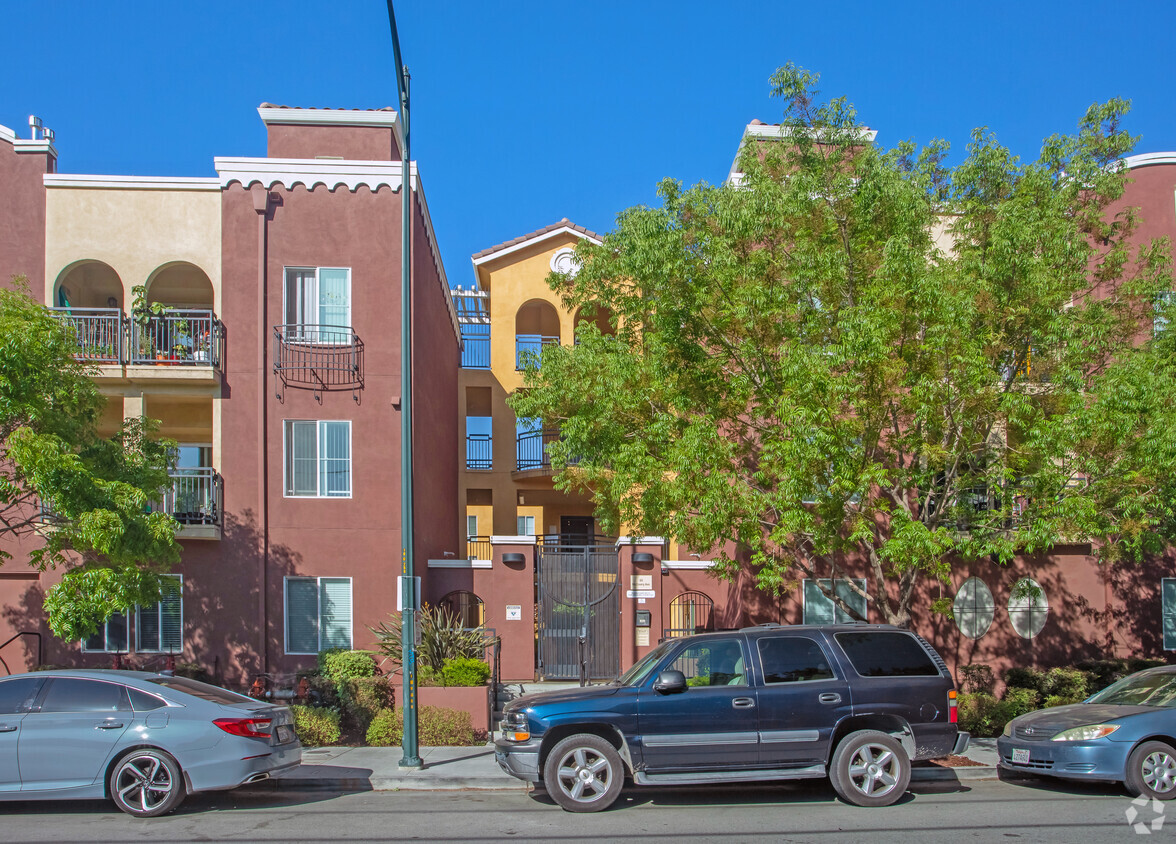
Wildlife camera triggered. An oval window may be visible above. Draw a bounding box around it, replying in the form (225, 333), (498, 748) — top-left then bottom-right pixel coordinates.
(953, 577), (994, 640)
(1008, 577), (1049, 639)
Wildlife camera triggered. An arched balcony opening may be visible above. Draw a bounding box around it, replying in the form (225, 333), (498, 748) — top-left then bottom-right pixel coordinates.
(132, 262), (222, 367)
(515, 299), (560, 370)
(52, 260), (124, 363)
(574, 304), (616, 343)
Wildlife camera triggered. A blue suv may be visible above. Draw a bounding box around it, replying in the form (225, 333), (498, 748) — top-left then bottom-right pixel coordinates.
(496, 624), (967, 811)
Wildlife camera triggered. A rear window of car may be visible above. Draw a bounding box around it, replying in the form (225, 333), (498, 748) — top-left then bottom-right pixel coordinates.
(128, 688), (168, 711)
(0, 677), (42, 714)
(147, 676), (256, 705)
(834, 631), (941, 677)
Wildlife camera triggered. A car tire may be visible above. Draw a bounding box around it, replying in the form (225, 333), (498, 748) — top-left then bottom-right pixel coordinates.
(109, 748), (186, 818)
(829, 730), (911, 807)
(542, 733), (624, 813)
(1125, 741), (1176, 800)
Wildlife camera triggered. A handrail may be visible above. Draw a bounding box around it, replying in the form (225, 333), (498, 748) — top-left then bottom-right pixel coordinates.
(0, 631), (42, 676)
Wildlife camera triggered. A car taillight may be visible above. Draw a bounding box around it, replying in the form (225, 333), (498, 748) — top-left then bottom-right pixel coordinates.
(948, 689), (958, 724)
(214, 717), (273, 738)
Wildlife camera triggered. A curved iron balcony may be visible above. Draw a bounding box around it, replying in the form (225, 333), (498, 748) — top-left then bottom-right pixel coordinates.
(273, 324), (364, 395)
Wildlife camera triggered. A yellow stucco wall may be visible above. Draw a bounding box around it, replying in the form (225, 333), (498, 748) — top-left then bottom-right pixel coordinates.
(44, 186), (222, 311)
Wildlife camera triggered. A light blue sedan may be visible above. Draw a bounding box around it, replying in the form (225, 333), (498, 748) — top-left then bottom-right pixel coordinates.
(998, 667), (1176, 799)
(0, 669), (301, 817)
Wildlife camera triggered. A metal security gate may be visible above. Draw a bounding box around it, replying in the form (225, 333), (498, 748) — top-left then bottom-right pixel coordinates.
(537, 544), (619, 681)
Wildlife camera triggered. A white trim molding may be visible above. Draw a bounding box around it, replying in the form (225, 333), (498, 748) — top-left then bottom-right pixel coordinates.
(258, 106), (405, 158)
(1122, 152), (1176, 170)
(215, 156), (407, 192)
(427, 558), (493, 569)
(615, 536), (666, 546)
(661, 559), (717, 570)
(14, 140), (56, 156)
(471, 224), (603, 267)
(44, 174), (220, 191)
(490, 535), (537, 545)
(0, 123), (17, 144)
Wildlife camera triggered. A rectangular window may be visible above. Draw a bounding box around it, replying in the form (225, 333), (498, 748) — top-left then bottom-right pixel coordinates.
(517, 515), (535, 536)
(467, 514), (478, 538)
(803, 578), (867, 625)
(137, 576), (183, 653)
(1163, 579), (1176, 651)
(285, 577), (353, 655)
(284, 420), (352, 498)
(284, 267), (352, 342)
(1156, 291), (1173, 337)
(82, 612), (129, 653)
(834, 631), (940, 677)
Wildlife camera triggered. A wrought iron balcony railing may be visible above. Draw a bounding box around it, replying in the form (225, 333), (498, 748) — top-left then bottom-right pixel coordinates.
(466, 535), (492, 561)
(461, 323), (490, 369)
(159, 468), (223, 527)
(515, 335), (558, 370)
(50, 307), (123, 363)
(466, 434), (492, 469)
(273, 324), (363, 398)
(516, 427), (560, 471)
(131, 309), (223, 367)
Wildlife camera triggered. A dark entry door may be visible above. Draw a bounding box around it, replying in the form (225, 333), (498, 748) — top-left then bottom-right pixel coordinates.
(538, 544), (619, 680)
(559, 516), (595, 545)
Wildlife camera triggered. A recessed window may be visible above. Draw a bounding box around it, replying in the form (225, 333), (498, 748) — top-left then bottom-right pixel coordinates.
(82, 612), (129, 653)
(285, 577), (353, 655)
(284, 267), (351, 342)
(284, 420), (352, 498)
(803, 579), (867, 624)
(953, 577), (995, 640)
(1008, 577), (1048, 639)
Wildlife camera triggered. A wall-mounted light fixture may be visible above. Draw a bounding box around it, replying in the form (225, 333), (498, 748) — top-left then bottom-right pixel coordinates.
(502, 552), (526, 564)
(632, 552), (654, 564)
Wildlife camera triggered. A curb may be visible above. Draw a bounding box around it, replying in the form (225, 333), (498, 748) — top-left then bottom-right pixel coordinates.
(911, 765), (998, 782)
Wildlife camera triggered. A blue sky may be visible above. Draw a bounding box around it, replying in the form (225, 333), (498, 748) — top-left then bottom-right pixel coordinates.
(3, 1), (1174, 290)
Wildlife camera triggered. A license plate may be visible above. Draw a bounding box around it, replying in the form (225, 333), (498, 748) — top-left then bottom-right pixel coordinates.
(1012, 748), (1030, 764)
(277, 724), (294, 744)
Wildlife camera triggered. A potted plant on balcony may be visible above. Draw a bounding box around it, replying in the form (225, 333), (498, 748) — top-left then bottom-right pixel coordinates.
(131, 285), (163, 362)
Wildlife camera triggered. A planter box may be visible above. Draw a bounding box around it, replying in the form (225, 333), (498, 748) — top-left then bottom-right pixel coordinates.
(417, 684), (490, 733)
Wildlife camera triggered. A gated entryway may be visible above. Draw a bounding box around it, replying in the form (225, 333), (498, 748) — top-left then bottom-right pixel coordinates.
(537, 543), (619, 681)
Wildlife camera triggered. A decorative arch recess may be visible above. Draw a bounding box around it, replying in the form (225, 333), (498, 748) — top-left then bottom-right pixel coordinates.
(54, 259), (123, 309)
(668, 591), (714, 637)
(953, 577), (995, 640)
(439, 590), (485, 629)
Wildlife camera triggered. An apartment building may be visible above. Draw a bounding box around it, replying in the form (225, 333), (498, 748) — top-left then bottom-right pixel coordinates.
(0, 107), (460, 684)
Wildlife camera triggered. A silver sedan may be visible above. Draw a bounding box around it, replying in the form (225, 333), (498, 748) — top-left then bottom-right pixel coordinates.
(0, 669), (301, 817)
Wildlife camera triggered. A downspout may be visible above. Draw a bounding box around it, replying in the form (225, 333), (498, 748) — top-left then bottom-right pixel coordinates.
(252, 185), (270, 677)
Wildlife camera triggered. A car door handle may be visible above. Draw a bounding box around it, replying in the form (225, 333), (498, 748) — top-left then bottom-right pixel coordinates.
(732, 698), (755, 709)
(96, 722), (125, 729)
(0, 725), (16, 733)
(818, 693), (842, 705)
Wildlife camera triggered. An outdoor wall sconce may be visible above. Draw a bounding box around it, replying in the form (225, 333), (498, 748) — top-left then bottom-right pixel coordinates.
(632, 552), (655, 564)
(502, 552), (526, 564)
(661, 565), (670, 576)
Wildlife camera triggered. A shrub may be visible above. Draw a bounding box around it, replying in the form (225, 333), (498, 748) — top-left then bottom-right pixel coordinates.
(441, 657), (491, 687)
(370, 605), (495, 674)
(959, 664), (995, 695)
(1043, 667), (1086, 700)
(291, 704), (342, 747)
(994, 687), (1040, 734)
(957, 692), (1001, 737)
(319, 650), (378, 685)
(341, 675), (394, 735)
(1003, 667), (1046, 694)
(173, 662), (212, 683)
(1043, 694), (1085, 708)
(364, 705), (477, 747)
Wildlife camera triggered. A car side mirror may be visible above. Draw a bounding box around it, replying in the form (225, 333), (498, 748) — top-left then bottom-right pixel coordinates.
(653, 669), (687, 694)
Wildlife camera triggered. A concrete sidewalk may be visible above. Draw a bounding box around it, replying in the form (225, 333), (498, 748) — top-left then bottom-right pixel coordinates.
(275, 736), (1000, 792)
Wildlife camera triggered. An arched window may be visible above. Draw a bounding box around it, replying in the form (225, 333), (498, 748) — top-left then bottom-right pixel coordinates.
(953, 577), (995, 639)
(668, 591), (714, 637)
(514, 299), (560, 370)
(1008, 578), (1048, 639)
(439, 590), (485, 629)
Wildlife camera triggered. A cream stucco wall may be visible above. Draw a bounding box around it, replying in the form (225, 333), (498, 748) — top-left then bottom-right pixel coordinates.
(44, 186), (222, 311)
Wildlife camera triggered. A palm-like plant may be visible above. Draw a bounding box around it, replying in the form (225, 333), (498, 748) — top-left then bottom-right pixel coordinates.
(370, 604), (494, 675)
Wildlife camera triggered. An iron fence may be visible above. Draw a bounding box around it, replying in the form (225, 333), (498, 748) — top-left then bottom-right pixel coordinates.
(466, 434), (492, 469)
(460, 323), (490, 369)
(274, 324), (363, 392)
(131, 309), (222, 366)
(516, 427), (560, 471)
(50, 307), (123, 363)
(515, 334), (558, 370)
(466, 536), (492, 561)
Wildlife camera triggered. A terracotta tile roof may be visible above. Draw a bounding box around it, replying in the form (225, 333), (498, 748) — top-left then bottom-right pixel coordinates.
(259, 103), (396, 112)
(472, 218), (602, 260)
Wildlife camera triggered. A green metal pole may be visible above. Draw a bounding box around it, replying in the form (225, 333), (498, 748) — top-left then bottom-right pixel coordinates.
(386, 0), (420, 769)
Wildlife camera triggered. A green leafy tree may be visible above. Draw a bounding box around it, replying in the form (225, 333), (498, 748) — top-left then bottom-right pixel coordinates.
(0, 281), (181, 639)
(510, 64), (1173, 628)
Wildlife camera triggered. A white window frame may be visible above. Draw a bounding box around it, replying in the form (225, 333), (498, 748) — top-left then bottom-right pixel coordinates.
(283, 266), (352, 343)
(466, 514), (478, 538)
(283, 420), (352, 498)
(284, 577), (354, 655)
(517, 514), (536, 536)
(803, 578), (868, 625)
(81, 611), (129, 654)
(136, 575), (184, 654)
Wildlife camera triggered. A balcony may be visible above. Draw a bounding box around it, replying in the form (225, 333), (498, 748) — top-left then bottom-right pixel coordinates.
(515, 335), (558, 370)
(460, 323), (490, 369)
(466, 433), (492, 470)
(51, 307), (124, 363)
(158, 468), (223, 539)
(466, 535), (491, 561)
(516, 427), (560, 472)
(273, 325), (364, 400)
(131, 310), (223, 368)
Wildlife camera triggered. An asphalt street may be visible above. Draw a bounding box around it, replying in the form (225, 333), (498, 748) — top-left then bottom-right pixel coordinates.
(0, 777), (1161, 843)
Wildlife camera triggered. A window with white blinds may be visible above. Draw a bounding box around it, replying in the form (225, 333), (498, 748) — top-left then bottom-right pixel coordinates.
(82, 612), (129, 653)
(284, 420), (352, 498)
(285, 577), (353, 655)
(137, 575), (183, 653)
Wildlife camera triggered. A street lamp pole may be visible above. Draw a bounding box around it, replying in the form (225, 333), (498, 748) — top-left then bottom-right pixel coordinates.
(385, 0), (421, 769)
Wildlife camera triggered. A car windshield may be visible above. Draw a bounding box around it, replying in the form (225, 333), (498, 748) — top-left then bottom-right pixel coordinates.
(147, 676), (257, 705)
(1087, 672), (1176, 707)
(616, 640), (675, 686)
